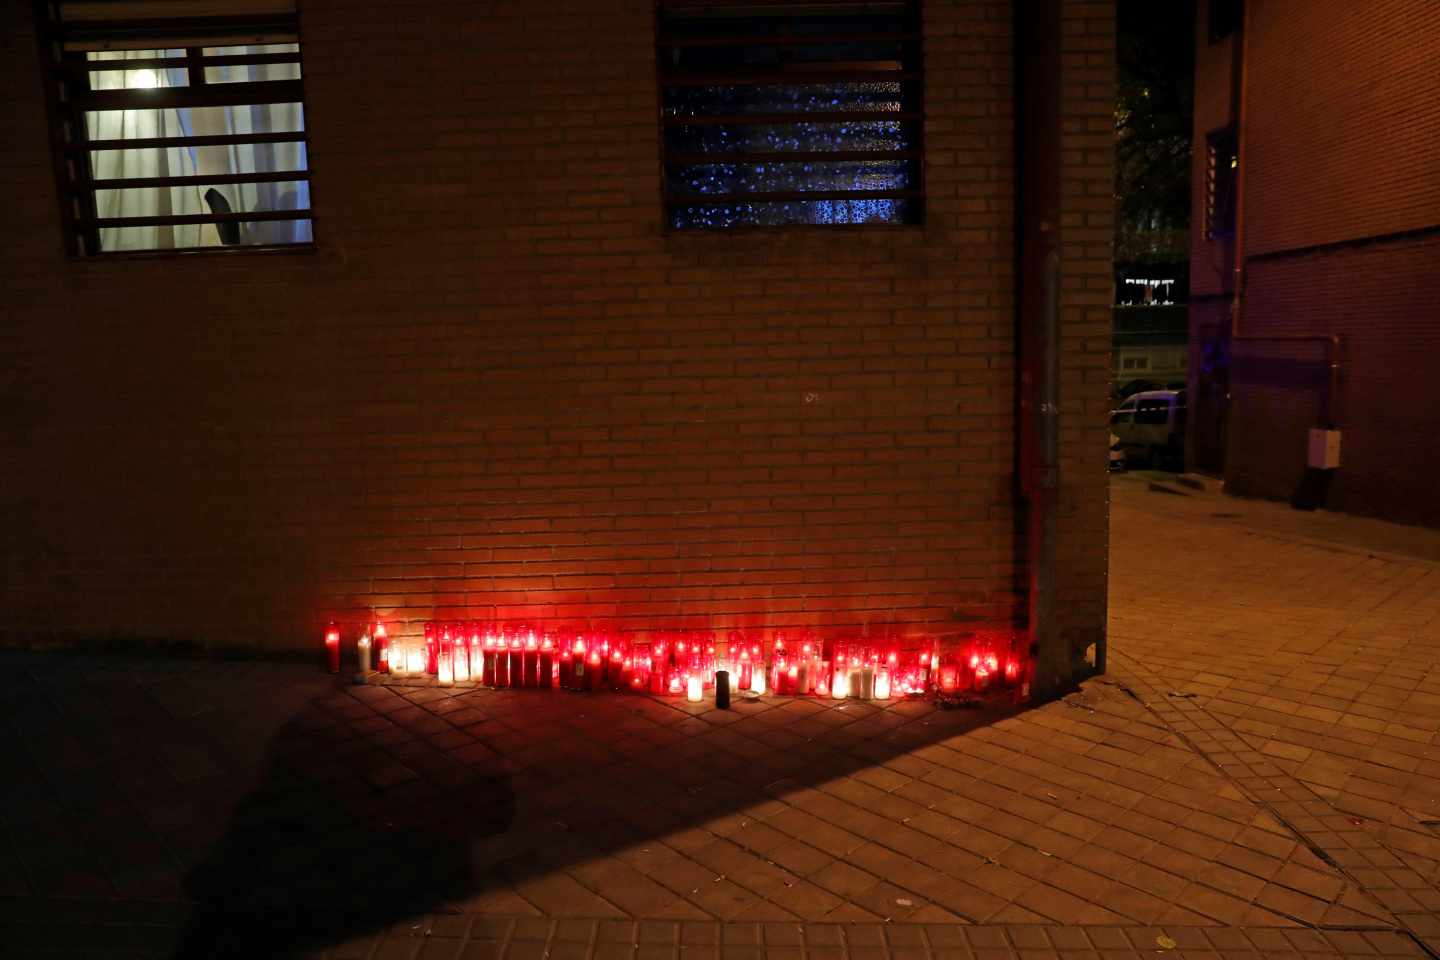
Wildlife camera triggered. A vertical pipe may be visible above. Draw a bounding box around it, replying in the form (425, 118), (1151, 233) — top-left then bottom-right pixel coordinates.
(1016, 0), (1067, 701)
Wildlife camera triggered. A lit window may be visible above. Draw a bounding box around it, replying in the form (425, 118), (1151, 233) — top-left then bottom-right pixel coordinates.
(658, 0), (924, 230)
(38, 2), (312, 255)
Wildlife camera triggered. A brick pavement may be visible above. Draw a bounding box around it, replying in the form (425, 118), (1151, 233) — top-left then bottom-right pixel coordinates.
(2, 476), (1439, 957)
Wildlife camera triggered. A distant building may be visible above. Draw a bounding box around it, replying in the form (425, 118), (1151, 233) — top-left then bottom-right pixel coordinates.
(1189, 0), (1440, 524)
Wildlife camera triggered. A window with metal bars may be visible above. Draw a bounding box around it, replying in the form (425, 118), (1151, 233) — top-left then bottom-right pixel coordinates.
(657, 0), (924, 230)
(37, 1), (313, 256)
(1205, 127), (1237, 240)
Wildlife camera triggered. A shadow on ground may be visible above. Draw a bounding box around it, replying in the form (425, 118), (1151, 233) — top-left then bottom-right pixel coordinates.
(159, 670), (1012, 957)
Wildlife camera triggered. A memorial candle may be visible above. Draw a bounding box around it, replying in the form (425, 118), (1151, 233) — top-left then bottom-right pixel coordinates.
(454, 625), (470, 684)
(649, 643), (667, 694)
(508, 633), (526, 689)
(324, 622), (340, 674)
(540, 636), (555, 688)
(357, 629), (372, 674)
(424, 623), (438, 675)
(874, 668), (891, 700)
(376, 623), (390, 674)
(407, 641), (426, 675)
(686, 673), (703, 703)
(483, 632), (500, 687)
(668, 673), (683, 696)
(786, 664), (799, 696)
(586, 648), (603, 692)
(523, 632), (540, 688)
(571, 638), (586, 691)
(390, 639), (406, 677)
(437, 627), (454, 687)
(609, 646), (625, 692)
(736, 647), (752, 691)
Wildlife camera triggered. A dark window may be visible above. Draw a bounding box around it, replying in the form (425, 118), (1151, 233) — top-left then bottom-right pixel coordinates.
(657, 0), (924, 230)
(1205, 128), (1237, 240)
(1209, 0), (1243, 43)
(37, 1), (312, 256)
(1134, 399), (1171, 425)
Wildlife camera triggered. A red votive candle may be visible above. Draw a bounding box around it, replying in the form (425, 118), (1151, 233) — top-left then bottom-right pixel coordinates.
(523, 632), (540, 688)
(586, 650), (603, 692)
(482, 632), (499, 687)
(324, 622), (340, 674)
(424, 622), (438, 675)
(649, 644), (666, 694)
(376, 623), (390, 674)
(571, 638), (587, 690)
(540, 636), (555, 689)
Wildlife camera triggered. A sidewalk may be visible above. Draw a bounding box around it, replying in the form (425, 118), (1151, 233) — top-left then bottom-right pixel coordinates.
(1, 476), (1438, 958)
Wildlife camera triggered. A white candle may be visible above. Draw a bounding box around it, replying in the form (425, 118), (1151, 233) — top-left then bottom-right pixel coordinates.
(390, 641), (407, 677)
(751, 669), (766, 695)
(686, 674), (703, 703)
(832, 668), (848, 699)
(407, 645), (426, 674)
(875, 669), (891, 700)
(357, 633), (372, 673)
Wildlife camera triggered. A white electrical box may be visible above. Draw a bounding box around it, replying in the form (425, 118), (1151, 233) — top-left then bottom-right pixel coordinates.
(1308, 429), (1342, 470)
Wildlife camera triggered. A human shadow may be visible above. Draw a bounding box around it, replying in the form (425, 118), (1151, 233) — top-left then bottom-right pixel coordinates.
(174, 675), (1016, 958)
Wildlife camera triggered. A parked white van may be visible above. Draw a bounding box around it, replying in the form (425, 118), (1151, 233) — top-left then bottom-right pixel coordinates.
(1109, 389), (1186, 469)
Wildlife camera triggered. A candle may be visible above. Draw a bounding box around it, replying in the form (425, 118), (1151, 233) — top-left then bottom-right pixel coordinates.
(523, 632), (540, 688)
(831, 661), (848, 699)
(686, 674), (703, 703)
(571, 638), (586, 690)
(376, 623), (390, 674)
(586, 650), (603, 692)
(848, 655), (863, 700)
(437, 627), (454, 687)
(508, 633), (525, 689)
(454, 625), (471, 684)
(940, 660), (960, 693)
(483, 632), (500, 687)
(737, 647), (752, 691)
(750, 667), (766, 696)
(786, 664), (799, 696)
(424, 623), (438, 675)
(860, 653), (875, 700)
(816, 674), (830, 697)
(324, 622), (340, 674)
(390, 640), (406, 677)
(715, 669), (730, 709)
(609, 647), (625, 692)
(668, 674), (683, 696)
(357, 629), (372, 674)
(407, 642), (426, 675)
(875, 669), (891, 700)
(540, 636), (555, 689)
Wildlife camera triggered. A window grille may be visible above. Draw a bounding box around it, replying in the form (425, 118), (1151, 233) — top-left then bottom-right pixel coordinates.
(657, 0), (924, 230)
(37, 0), (313, 255)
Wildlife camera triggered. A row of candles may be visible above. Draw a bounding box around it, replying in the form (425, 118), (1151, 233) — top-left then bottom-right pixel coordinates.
(325, 622), (1025, 701)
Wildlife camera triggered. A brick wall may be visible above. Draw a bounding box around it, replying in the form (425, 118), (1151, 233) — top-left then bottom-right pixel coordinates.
(0, 0), (1113, 658)
(1189, 0), (1440, 524)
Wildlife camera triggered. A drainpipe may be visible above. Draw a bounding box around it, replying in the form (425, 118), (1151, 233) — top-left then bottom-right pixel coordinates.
(1229, 0), (1251, 335)
(1016, 0), (1067, 701)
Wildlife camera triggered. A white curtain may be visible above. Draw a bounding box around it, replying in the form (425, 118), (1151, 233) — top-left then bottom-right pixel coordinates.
(87, 46), (310, 252)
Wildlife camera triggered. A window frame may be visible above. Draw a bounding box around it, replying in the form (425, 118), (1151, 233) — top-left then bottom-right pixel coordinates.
(35, 1), (316, 259)
(654, 0), (926, 233)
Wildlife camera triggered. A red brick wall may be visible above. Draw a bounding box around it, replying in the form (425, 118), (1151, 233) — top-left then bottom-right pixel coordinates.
(1243, 0), (1440, 257)
(1196, 0), (1440, 524)
(0, 0), (1113, 656)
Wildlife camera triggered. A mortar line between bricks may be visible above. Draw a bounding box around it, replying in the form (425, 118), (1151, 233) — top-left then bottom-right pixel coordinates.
(1109, 650), (1427, 937)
